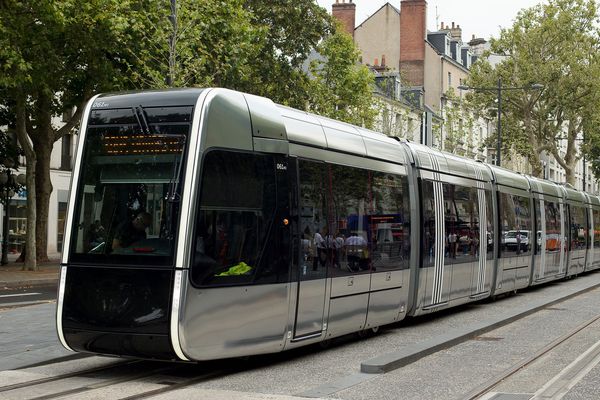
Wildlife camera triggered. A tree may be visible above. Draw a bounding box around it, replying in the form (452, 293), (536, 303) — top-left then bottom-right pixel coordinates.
(120, 1), (376, 124)
(130, 0), (264, 89)
(0, 0), (145, 268)
(308, 28), (377, 128)
(134, 0), (333, 109)
(442, 89), (476, 157)
(467, 0), (600, 184)
(242, 0), (333, 108)
(0, 0), (375, 269)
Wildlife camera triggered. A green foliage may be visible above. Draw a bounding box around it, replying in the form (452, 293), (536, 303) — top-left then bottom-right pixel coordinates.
(442, 89), (476, 157)
(0, 0), (141, 113)
(307, 27), (377, 128)
(0, 0), (377, 260)
(135, 0), (334, 109)
(467, 0), (600, 183)
(243, 0), (333, 108)
(131, 0), (265, 89)
(0, 135), (23, 206)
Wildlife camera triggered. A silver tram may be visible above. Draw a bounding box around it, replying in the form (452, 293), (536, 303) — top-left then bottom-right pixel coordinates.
(57, 88), (600, 361)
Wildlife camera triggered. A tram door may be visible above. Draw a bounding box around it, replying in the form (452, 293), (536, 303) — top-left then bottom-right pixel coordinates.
(421, 179), (452, 308)
(293, 160), (328, 338)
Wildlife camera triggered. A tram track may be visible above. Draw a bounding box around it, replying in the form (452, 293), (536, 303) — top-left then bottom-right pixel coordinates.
(0, 355), (239, 400)
(25, 364), (182, 400)
(461, 312), (600, 400)
(0, 359), (141, 394)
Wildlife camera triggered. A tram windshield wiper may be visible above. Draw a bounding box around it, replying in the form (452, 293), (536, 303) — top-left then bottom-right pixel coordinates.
(167, 135), (186, 202)
(132, 105), (152, 135)
(164, 135), (186, 240)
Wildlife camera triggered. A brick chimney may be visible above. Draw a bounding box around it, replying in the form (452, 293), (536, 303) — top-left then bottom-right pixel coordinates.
(400, 0), (427, 86)
(332, 0), (356, 39)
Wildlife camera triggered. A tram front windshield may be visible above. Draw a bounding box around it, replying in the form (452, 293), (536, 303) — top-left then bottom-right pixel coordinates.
(69, 106), (191, 266)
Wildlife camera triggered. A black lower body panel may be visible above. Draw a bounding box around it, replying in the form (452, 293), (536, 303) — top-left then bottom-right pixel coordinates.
(64, 329), (176, 360)
(61, 265), (177, 360)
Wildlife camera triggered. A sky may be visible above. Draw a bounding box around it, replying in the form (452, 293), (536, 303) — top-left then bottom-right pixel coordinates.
(316, 0), (544, 41)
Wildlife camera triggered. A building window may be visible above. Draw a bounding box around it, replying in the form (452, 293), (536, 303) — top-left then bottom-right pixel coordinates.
(8, 199), (27, 255)
(448, 72), (452, 87)
(61, 134), (72, 170)
(57, 201), (68, 252)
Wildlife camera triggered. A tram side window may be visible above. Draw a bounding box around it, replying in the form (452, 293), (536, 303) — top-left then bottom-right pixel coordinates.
(569, 206), (587, 251)
(299, 160), (329, 280)
(300, 163), (410, 276)
(421, 180), (436, 268)
(545, 201), (561, 253)
(369, 172), (411, 271)
(535, 199), (542, 255)
(593, 209), (600, 250)
(191, 151), (280, 287)
(499, 192), (533, 257)
(327, 164), (370, 276)
(444, 184), (480, 263)
(485, 191), (494, 260)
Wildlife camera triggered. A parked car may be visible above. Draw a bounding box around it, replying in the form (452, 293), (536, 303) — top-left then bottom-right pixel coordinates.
(503, 230), (530, 252)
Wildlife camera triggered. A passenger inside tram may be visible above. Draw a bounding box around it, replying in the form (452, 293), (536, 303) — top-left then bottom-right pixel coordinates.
(112, 211), (152, 250)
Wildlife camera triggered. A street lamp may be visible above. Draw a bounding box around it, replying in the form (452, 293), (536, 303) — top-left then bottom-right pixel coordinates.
(458, 79), (544, 167)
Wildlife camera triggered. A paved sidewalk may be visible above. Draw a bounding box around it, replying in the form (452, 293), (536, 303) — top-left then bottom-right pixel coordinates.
(0, 254), (60, 290)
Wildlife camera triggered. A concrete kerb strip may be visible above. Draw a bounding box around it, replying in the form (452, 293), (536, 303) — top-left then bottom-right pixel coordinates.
(360, 278), (600, 374)
(1, 278), (59, 290)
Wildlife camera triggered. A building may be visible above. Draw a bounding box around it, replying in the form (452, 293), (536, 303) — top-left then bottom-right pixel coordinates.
(330, 0), (597, 193)
(331, 0), (490, 160)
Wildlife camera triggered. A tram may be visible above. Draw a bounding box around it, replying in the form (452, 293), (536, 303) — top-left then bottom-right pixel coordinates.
(57, 88), (600, 362)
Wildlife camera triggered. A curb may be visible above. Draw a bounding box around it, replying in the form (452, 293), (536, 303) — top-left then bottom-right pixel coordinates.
(360, 277), (600, 374)
(1, 278), (59, 290)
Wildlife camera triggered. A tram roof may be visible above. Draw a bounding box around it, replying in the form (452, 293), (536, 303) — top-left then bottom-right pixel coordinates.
(402, 142), (493, 182)
(585, 193), (600, 206)
(486, 165), (530, 192)
(94, 89), (205, 109)
(277, 105), (408, 165)
(561, 185), (587, 203)
(527, 176), (564, 199)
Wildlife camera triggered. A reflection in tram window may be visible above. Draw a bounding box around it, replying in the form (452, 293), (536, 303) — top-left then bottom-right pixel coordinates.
(327, 164), (370, 276)
(499, 193), (533, 257)
(535, 200), (543, 255)
(545, 201), (562, 252)
(191, 151), (285, 286)
(485, 193), (494, 260)
(300, 162), (410, 277)
(369, 172), (410, 271)
(421, 180), (436, 269)
(444, 184), (479, 263)
(594, 209), (600, 249)
(69, 121), (189, 266)
(569, 206), (587, 251)
(298, 160), (329, 280)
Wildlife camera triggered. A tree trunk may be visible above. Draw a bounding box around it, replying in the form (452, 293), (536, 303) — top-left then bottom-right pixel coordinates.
(530, 157), (544, 178)
(34, 139), (52, 262)
(31, 94), (54, 262)
(528, 131), (544, 178)
(14, 91), (37, 271)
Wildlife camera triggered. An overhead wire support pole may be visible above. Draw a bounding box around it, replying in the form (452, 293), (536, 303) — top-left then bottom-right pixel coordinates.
(167, 0), (177, 87)
(457, 81), (543, 169)
(496, 77), (502, 167)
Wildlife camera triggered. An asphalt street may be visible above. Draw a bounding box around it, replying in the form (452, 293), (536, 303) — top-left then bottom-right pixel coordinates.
(0, 285), (57, 309)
